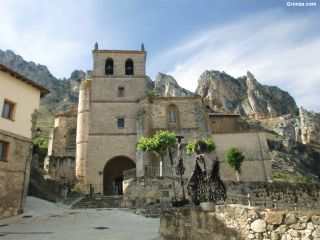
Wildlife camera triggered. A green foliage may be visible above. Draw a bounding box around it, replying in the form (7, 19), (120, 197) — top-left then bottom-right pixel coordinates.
(273, 172), (311, 183)
(186, 140), (196, 155)
(226, 147), (245, 173)
(137, 130), (176, 156)
(71, 183), (85, 196)
(185, 138), (216, 155)
(204, 139), (216, 152)
(137, 136), (157, 152)
(34, 136), (48, 163)
(34, 137), (48, 148)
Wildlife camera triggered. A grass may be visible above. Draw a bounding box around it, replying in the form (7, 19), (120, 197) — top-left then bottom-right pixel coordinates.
(273, 172), (311, 184)
(36, 104), (55, 140)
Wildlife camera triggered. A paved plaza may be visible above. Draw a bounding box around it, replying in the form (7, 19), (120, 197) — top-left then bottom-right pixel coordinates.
(0, 197), (164, 240)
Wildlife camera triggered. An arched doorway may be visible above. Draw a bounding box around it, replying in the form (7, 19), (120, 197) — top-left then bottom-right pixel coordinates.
(103, 156), (135, 195)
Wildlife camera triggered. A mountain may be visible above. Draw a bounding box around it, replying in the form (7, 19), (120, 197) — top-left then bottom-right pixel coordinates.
(196, 70), (298, 118)
(1, 49), (319, 181)
(153, 73), (194, 97)
(0, 49), (85, 114)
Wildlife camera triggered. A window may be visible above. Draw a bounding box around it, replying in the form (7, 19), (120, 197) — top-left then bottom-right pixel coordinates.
(0, 141), (9, 161)
(125, 59), (134, 75)
(118, 87), (125, 97)
(105, 58), (114, 75)
(1, 99), (15, 120)
(67, 129), (76, 149)
(169, 110), (177, 124)
(117, 118), (125, 128)
(167, 104), (179, 127)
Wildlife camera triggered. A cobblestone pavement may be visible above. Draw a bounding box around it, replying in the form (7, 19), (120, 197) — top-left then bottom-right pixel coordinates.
(0, 197), (164, 240)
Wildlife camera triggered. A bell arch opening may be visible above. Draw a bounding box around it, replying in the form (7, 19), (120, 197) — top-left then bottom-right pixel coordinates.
(103, 156), (135, 195)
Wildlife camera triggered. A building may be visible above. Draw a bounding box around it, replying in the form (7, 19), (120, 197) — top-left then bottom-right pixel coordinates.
(44, 109), (77, 183)
(0, 64), (49, 218)
(46, 44), (272, 198)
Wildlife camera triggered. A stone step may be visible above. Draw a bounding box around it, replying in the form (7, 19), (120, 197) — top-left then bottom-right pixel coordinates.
(72, 195), (124, 209)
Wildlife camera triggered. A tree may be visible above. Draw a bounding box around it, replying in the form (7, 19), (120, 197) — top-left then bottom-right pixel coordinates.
(137, 130), (176, 176)
(226, 147), (245, 181)
(137, 130), (177, 200)
(185, 138), (216, 155)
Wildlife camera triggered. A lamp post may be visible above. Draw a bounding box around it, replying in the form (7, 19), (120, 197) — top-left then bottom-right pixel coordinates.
(175, 135), (188, 206)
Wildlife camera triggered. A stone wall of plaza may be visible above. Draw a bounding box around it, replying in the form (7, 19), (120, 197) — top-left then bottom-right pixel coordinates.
(0, 130), (32, 218)
(160, 205), (320, 240)
(44, 110), (77, 183)
(123, 177), (320, 211)
(226, 181), (320, 211)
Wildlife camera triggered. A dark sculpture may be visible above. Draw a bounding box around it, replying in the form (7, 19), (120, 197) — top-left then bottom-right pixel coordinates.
(187, 140), (226, 205)
(172, 136), (189, 207)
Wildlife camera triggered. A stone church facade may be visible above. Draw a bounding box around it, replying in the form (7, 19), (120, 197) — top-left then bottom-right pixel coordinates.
(46, 44), (272, 196)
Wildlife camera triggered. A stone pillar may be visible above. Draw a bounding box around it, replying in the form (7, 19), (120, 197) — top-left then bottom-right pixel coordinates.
(76, 80), (91, 185)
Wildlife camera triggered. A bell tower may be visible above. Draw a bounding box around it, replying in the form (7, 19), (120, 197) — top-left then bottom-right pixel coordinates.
(83, 43), (148, 194)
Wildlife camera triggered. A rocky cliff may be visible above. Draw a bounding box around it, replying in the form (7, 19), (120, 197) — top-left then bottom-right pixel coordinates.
(0, 49), (85, 113)
(196, 70), (298, 118)
(272, 108), (320, 146)
(153, 73), (194, 97)
(1, 49), (319, 180)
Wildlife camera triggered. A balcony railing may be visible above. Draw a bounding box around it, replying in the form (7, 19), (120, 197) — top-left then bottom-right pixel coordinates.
(123, 165), (174, 180)
(144, 165), (173, 177)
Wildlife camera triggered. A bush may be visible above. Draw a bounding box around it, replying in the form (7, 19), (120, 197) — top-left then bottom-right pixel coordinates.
(226, 147), (245, 182)
(71, 184), (85, 196)
(185, 138), (216, 155)
(137, 130), (176, 155)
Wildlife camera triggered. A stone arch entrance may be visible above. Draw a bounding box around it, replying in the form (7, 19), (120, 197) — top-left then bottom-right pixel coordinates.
(103, 156), (135, 195)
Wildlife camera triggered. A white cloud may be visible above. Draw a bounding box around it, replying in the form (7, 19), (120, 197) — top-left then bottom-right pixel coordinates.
(158, 11), (320, 112)
(0, 0), (97, 77)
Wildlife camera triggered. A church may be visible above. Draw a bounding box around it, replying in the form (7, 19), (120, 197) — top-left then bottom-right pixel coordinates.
(45, 43), (272, 196)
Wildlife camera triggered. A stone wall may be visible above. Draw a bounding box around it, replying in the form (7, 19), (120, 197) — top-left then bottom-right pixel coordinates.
(226, 181), (320, 211)
(213, 132), (272, 182)
(123, 176), (188, 207)
(160, 205), (320, 240)
(209, 114), (241, 133)
(136, 96), (211, 178)
(160, 207), (242, 240)
(123, 177), (320, 211)
(0, 131), (32, 218)
(44, 110), (77, 183)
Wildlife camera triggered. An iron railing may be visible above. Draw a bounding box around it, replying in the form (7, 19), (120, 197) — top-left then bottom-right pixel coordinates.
(144, 165), (173, 177)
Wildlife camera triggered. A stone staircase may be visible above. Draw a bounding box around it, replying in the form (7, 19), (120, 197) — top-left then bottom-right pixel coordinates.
(72, 195), (124, 209)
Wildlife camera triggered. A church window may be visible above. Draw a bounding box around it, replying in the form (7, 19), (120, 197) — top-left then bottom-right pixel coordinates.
(67, 129), (76, 149)
(125, 59), (134, 75)
(167, 104), (179, 127)
(118, 87), (125, 97)
(169, 110), (177, 124)
(105, 58), (114, 75)
(117, 118), (125, 128)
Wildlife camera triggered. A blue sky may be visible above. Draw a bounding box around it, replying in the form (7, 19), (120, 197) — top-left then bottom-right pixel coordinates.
(1, 0), (319, 111)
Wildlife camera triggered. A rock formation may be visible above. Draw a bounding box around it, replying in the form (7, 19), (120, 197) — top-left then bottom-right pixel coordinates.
(272, 108), (320, 146)
(0, 49), (85, 114)
(153, 73), (194, 97)
(1, 48), (319, 181)
(196, 70), (298, 118)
